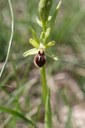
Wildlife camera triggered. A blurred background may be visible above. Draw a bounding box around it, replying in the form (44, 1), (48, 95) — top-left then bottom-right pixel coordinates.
(0, 0), (85, 128)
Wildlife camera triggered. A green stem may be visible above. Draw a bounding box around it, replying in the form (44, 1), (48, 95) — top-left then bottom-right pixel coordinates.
(40, 65), (48, 104)
(45, 89), (52, 128)
(40, 66), (52, 128)
(42, 19), (46, 33)
(42, 20), (47, 44)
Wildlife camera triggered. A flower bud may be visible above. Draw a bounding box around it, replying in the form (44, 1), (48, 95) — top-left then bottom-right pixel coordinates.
(38, 0), (52, 23)
(34, 50), (46, 67)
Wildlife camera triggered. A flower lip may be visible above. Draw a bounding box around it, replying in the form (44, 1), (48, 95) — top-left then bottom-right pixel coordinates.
(34, 50), (46, 68)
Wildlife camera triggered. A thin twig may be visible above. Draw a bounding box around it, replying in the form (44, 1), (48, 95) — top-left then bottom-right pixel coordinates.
(0, 0), (14, 78)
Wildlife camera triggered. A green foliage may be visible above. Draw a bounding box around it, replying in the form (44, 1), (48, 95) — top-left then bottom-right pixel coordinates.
(0, 106), (36, 128)
(0, 17), (8, 62)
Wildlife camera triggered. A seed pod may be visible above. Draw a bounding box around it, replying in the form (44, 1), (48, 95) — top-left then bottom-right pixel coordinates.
(34, 50), (46, 67)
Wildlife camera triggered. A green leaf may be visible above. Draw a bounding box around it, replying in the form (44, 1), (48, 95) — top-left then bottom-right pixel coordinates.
(45, 41), (55, 49)
(30, 28), (40, 44)
(46, 50), (58, 61)
(51, 1), (61, 25)
(29, 38), (39, 48)
(45, 89), (52, 128)
(23, 48), (38, 57)
(0, 106), (36, 128)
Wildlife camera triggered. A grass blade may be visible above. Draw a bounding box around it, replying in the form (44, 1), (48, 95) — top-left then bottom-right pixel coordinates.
(0, 106), (36, 128)
(0, 0), (14, 78)
(65, 107), (72, 128)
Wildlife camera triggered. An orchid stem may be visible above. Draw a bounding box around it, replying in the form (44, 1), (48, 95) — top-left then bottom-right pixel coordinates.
(40, 65), (48, 105)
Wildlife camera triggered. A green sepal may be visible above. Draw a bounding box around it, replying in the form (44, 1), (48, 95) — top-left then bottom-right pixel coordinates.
(30, 28), (40, 44)
(29, 38), (39, 48)
(45, 89), (52, 128)
(23, 48), (38, 57)
(46, 50), (58, 61)
(51, 1), (61, 25)
(45, 41), (55, 49)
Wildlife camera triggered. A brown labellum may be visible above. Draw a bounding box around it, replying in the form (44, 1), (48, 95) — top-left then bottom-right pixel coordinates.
(34, 50), (46, 67)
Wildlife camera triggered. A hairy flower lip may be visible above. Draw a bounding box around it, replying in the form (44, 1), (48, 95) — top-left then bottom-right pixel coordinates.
(34, 50), (46, 68)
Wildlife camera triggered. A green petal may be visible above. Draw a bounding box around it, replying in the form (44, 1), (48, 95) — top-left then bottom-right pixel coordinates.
(29, 38), (39, 48)
(46, 50), (58, 61)
(23, 48), (38, 57)
(45, 41), (55, 49)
